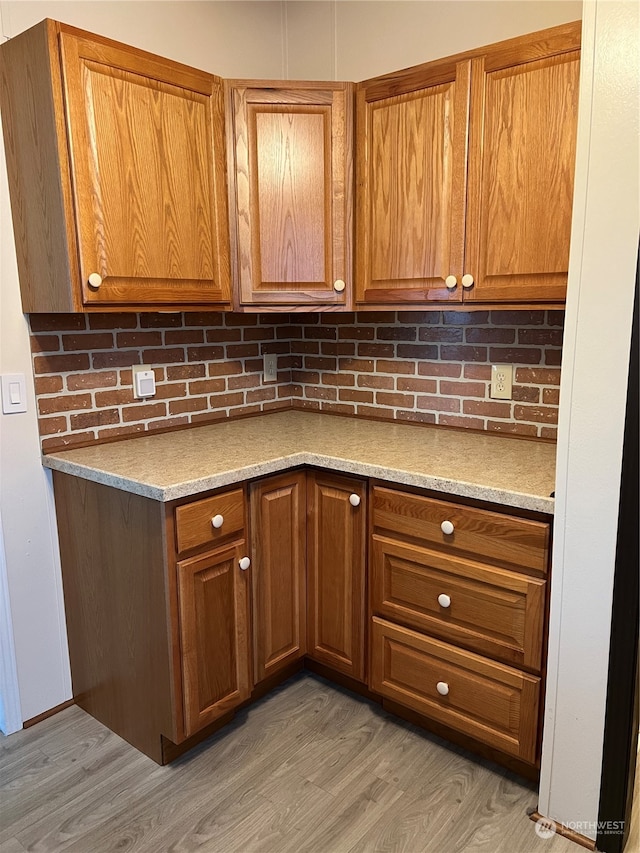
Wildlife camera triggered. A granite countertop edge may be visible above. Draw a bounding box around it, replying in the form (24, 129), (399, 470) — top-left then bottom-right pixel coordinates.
(43, 439), (555, 515)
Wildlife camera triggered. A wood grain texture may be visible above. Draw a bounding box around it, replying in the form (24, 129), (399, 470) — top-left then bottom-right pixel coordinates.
(464, 50), (580, 302)
(177, 542), (251, 737)
(228, 82), (353, 306)
(356, 62), (470, 304)
(372, 486), (550, 574)
(371, 617), (540, 763)
(59, 30), (231, 307)
(174, 487), (245, 555)
(307, 471), (367, 681)
(358, 20), (581, 97)
(0, 20), (80, 311)
(250, 471), (307, 682)
(371, 534), (546, 670)
(0, 675), (581, 852)
(51, 471), (176, 763)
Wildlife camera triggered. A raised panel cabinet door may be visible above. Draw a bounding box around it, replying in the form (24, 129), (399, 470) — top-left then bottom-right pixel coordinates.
(464, 33), (580, 302)
(307, 472), (367, 681)
(177, 543), (251, 738)
(250, 472), (307, 682)
(355, 59), (471, 305)
(227, 82), (353, 306)
(60, 30), (231, 307)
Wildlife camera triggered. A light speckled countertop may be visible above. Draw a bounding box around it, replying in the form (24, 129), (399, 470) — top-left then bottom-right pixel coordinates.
(43, 411), (556, 513)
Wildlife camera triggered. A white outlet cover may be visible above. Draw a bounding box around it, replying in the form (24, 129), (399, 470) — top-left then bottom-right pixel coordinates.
(490, 364), (513, 400)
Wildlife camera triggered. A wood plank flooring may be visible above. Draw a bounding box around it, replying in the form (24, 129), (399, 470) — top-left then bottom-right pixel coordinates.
(0, 674), (585, 852)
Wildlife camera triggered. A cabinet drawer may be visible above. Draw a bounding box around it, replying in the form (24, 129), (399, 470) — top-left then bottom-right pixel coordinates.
(370, 617), (540, 763)
(175, 489), (245, 554)
(372, 487), (550, 574)
(371, 535), (546, 670)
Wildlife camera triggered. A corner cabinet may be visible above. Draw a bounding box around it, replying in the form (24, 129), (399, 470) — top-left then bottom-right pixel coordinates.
(307, 471), (367, 681)
(0, 19), (231, 312)
(226, 81), (354, 308)
(355, 22), (580, 307)
(250, 471), (307, 682)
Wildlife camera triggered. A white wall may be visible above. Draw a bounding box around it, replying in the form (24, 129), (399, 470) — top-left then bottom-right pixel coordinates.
(284, 0), (582, 80)
(0, 0), (285, 726)
(539, 0), (639, 840)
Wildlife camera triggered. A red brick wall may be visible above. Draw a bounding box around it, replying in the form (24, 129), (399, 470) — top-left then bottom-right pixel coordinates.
(29, 309), (563, 452)
(290, 310), (563, 439)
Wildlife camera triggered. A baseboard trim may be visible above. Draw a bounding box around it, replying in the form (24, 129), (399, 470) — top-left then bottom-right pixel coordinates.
(528, 810), (597, 850)
(23, 699), (74, 728)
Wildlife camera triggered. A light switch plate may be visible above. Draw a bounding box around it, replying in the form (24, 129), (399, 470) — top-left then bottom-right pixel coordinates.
(132, 365), (156, 399)
(1, 373), (27, 414)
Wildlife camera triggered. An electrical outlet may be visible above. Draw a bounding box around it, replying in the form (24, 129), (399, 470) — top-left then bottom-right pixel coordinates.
(490, 364), (513, 400)
(263, 353), (278, 383)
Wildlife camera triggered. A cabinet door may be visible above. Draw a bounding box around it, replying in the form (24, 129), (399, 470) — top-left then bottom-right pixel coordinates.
(307, 472), (367, 681)
(60, 31), (231, 307)
(177, 543), (250, 737)
(355, 59), (471, 305)
(250, 472), (307, 682)
(464, 34), (580, 302)
(227, 82), (353, 306)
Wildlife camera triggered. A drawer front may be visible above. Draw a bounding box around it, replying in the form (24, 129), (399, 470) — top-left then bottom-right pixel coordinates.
(371, 535), (546, 670)
(370, 617), (540, 763)
(175, 489), (245, 554)
(372, 487), (550, 574)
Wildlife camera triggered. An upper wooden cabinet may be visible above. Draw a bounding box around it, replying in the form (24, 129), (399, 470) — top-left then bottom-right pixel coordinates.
(355, 60), (471, 305)
(0, 19), (231, 311)
(226, 81), (354, 308)
(355, 22), (581, 307)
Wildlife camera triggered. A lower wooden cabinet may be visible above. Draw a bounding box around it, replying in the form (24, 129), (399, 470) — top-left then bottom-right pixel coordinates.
(177, 543), (251, 737)
(250, 471), (307, 682)
(53, 467), (550, 770)
(369, 484), (549, 767)
(307, 471), (367, 681)
(370, 617), (540, 763)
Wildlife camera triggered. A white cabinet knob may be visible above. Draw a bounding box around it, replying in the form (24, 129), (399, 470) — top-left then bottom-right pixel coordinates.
(440, 520), (454, 536)
(436, 681), (449, 696)
(211, 514), (224, 529)
(333, 279), (346, 292)
(437, 593), (451, 608)
(349, 493), (361, 507)
(239, 556), (251, 571)
(461, 273), (474, 288)
(88, 272), (102, 289)
(445, 275), (457, 290)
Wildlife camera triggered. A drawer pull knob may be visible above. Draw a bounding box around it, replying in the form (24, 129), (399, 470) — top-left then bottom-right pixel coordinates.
(88, 272), (102, 289)
(440, 520), (454, 536)
(239, 556), (251, 571)
(445, 275), (457, 289)
(461, 273), (474, 288)
(211, 514), (224, 529)
(349, 493), (361, 507)
(333, 279), (346, 292)
(438, 593), (451, 608)
(436, 681), (449, 696)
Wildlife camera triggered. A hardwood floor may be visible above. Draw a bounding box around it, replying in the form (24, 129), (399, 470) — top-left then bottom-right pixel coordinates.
(0, 674), (581, 852)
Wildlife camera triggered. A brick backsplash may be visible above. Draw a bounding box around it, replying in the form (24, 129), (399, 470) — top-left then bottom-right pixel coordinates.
(29, 309), (563, 452)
